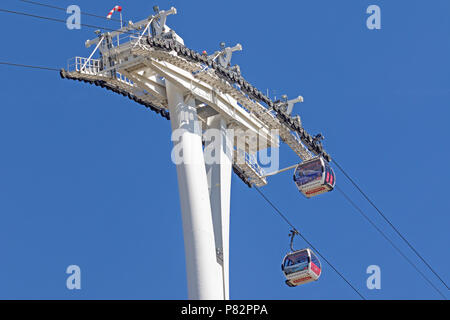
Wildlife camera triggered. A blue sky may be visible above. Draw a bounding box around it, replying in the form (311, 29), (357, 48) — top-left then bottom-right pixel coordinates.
(0, 0), (449, 299)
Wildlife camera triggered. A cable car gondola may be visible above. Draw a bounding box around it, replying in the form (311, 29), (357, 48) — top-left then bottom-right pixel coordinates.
(293, 156), (335, 198)
(282, 231), (322, 287)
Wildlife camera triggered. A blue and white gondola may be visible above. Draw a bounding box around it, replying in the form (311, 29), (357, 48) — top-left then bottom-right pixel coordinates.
(293, 157), (336, 198)
(282, 248), (322, 287)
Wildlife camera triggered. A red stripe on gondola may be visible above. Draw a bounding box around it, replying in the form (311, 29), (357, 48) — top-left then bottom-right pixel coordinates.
(293, 276), (312, 284)
(305, 187), (326, 195)
(311, 262), (321, 276)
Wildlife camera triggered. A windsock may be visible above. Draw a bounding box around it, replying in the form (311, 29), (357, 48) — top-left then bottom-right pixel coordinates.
(106, 5), (122, 19)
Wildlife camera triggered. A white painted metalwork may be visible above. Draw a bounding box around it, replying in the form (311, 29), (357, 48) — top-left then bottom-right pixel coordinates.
(62, 6), (329, 300)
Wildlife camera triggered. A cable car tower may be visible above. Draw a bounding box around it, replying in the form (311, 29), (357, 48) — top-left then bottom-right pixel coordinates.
(60, 6), (332, 300)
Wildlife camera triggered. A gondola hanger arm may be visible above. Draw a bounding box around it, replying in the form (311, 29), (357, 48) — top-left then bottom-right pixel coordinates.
(262, 163), (299, 178)
(289, 229), (300, 252)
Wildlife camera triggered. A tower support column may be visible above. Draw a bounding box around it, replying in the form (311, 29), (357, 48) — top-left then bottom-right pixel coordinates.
(166, 81), (223, 300)
(205, 115), (233, 300)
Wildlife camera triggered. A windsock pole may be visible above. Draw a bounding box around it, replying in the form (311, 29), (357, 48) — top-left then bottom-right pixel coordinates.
(106, 5), (123, 44)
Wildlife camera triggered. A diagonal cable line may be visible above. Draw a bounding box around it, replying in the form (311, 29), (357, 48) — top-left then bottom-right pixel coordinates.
(0, 8), (137, 36)
(255, 187), (366, 300)
(0, 7), (107, 30)
(336, 186), (446, 299)
(333, 159), (450, 291)
(0, 61), (59, 71)
(19, 0), (122, 22)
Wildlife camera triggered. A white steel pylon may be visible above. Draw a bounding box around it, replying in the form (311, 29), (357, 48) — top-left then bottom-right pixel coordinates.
(61, 6), (330, 300)
(166, 81), (224, 299)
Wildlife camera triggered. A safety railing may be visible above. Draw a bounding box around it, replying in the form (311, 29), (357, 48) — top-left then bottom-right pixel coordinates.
(67, 57), (101, 75)
(235, 149), (265, 178)
(67, 56), (134, 87)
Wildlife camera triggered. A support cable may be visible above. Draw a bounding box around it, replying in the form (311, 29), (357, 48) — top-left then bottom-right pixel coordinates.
(333, 159), (450, 291)
(0, 61), (59, 71)
(0, 60), (171, 120)
(336, 186), (446, 299)
(0, 8), (135, 36)
(255, 187), (366, 300)
(19, 0), (122, 22)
